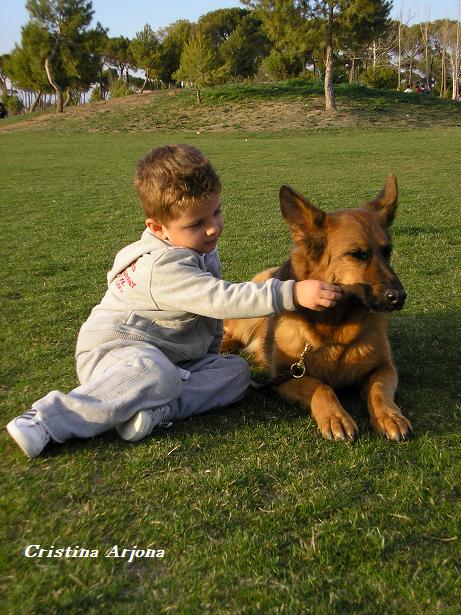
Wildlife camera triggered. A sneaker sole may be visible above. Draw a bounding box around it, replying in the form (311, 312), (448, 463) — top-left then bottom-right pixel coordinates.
(6, 420), (45, 458)
(116, 410), (156, 442)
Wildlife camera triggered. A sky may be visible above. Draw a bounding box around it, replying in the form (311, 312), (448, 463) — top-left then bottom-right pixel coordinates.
(0, 0), (459, 56)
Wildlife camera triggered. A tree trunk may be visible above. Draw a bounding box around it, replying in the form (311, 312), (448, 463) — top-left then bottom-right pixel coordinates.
(140, 70), (149, 94)
(425, 46), (430, 90)
(64, 90), (71, 107)
(324, 44), (336, 110)
(440, 49), (445, 96)
(453, 11), (460, 100)
(29, 92), (42, 113)
(349, 57), (355, 85)
(324, 5), (336, 111)
(196, 87), (202, 104)
(45, 57), (64, 113)
(451, 55), (460, 100)
(99, 65), (106, 100)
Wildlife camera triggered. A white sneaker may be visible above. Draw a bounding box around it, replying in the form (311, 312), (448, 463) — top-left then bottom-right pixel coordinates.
(116, 406), (171, 442)
(6, 410), (51, 458)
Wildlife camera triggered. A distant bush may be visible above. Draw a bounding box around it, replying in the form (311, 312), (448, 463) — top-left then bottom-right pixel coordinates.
(261, 50), (303, 81)
(299, 70), (318, 82)
(5, 95), (24, 115)
(109, 79), (134, 99)
(361, 66), (398, 90)
(90, 86), (107, 103)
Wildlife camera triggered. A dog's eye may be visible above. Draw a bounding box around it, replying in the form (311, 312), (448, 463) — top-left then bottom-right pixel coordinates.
(349, 249), (371, 261)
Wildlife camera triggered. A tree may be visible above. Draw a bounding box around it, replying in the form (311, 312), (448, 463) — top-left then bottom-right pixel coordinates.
(244, 0), (392, 110)
(196, 9), (270, 79)
(24, 0), (105, 112)
(399, 24), (422, 89)
(196, 8), (249, 49)
(156, 20), (194, 85)
(434, 20), (450, 96)
(243, 0), (315, 78)
(3, 24), (52, 111)
(319, 0), (392, 109)
(219, 13), (271, 78)
(454, 5), (461, 100)
(440, 17), (461, 100)
(0, 55), (9, 96)
(129, 24), (160, 92)
(103, 36), (133, 86)
(393, 2), (416, 90)
(174, 35), (225, 103)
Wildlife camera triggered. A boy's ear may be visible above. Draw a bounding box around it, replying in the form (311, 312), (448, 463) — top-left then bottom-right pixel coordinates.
(145, 218), (168, 240)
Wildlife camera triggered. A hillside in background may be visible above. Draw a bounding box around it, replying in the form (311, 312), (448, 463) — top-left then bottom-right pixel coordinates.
(1, 82), (460, 133)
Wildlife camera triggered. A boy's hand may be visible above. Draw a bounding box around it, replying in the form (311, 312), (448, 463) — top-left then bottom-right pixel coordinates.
(293, 280), (343, 311)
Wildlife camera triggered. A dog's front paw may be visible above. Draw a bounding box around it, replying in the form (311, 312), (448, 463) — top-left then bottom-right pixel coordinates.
(318, 411), (359, 442)
(371, 412), (413, 441)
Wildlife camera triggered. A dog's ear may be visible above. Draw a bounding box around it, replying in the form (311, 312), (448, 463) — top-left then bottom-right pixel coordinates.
(279, 185), (326, 249)
(361, 175), (398, 227)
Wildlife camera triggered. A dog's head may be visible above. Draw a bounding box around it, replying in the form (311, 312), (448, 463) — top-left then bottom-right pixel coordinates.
(279, 175), (406, 312)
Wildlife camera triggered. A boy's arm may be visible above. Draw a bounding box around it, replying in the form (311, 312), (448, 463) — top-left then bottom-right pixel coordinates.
(150, 249), (295, 319)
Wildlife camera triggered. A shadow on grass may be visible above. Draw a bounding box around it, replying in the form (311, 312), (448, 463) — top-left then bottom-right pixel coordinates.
(33, 309), (460, 461)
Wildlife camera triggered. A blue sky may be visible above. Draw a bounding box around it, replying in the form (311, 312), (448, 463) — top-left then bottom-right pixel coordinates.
(1, 0), (459, 55)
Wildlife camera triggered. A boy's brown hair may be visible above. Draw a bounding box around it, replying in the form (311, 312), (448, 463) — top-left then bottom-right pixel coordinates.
(134, 144), (221, 222)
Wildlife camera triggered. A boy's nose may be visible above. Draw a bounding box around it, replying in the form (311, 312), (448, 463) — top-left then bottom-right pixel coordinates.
(207, 223), (219, 236)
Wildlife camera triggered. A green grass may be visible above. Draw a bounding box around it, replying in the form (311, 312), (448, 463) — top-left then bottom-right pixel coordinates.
(0, 123), (460, 614)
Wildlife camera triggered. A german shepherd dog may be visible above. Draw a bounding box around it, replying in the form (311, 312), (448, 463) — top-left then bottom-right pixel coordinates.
(222, 176), (412, 442)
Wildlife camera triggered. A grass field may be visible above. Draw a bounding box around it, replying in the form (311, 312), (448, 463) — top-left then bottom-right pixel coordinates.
(0, 87), (460, 613)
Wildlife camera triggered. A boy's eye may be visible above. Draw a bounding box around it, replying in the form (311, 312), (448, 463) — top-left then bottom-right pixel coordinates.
(185, 220), (203, 229)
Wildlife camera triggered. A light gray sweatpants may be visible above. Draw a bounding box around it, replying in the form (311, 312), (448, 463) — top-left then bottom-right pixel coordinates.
(32, 339), (250, 443)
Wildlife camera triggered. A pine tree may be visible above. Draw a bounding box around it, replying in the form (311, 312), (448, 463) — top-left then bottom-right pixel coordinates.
(174, 35), (226, 103)
(129, 25), (160, 93)
(25, 0), (105, 112)
(243, 0), (391, 110)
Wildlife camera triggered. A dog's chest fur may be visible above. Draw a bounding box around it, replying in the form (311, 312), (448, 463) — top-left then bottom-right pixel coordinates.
(268, 310), (389, 388)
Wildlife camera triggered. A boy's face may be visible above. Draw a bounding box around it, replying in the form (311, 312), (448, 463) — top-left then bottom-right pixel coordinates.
(146, 192), (224, 254)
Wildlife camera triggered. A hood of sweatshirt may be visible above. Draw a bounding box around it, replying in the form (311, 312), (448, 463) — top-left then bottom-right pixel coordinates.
(107, 228), (171, 286)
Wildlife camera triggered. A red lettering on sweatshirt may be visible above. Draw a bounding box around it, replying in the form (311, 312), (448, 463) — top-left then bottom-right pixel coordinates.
(114, 264), (137, 293)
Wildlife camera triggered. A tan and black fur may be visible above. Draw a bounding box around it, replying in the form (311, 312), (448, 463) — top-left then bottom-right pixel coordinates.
(221, 176), (412, 441)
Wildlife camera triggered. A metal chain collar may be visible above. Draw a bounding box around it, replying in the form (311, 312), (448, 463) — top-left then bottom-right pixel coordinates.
(289, 342), (312, 378)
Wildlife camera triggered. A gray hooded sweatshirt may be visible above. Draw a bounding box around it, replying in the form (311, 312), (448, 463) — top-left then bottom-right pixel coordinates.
(76, 229), (296, 365)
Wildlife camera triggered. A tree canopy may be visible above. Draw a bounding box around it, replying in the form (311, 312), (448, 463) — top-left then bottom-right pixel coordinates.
(244, 0), (392, 109)
(2, 0), (461, 114)
(17, 0), (106, 111)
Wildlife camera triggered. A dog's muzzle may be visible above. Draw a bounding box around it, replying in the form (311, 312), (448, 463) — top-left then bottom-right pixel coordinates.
(341, 283), (406, 312)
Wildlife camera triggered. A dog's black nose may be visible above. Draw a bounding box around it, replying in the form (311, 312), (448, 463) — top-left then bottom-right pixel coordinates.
(385, 289), (406, 306)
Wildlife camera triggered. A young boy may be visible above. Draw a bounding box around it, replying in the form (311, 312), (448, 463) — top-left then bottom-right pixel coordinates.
(6, 144), (342, 458)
